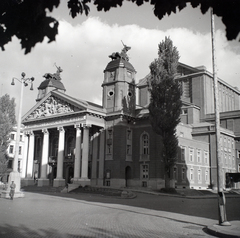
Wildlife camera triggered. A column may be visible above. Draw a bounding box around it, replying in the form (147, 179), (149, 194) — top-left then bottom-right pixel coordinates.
(21, 132), (29, 178)
(38, 129), (49, 186)
(26, 131), (34, 178)
(73, 124), (81, 180)
(22, 131), (35, 186)
(91, 131), (99, 185)
(53, 126), (66, 187)
(98, 129), (105, 186)
(81, 125), (90, 179)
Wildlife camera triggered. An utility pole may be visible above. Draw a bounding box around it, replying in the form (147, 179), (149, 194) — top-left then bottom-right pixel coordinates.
(211, 8), (231, 226)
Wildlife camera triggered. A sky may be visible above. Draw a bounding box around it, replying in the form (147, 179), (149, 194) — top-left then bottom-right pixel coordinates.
(0, 1), (240, 117)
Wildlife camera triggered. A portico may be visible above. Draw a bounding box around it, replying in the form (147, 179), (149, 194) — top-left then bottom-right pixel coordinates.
(21, 89), (105, 187)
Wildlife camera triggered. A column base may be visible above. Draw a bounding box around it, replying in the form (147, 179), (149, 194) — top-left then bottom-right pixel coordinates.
(38, 179), (50, 187)
(53, 178), (66, 187)
(21, 178), (35, 187)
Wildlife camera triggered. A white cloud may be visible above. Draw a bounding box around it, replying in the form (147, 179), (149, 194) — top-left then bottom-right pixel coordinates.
(0, 17), (239, 116)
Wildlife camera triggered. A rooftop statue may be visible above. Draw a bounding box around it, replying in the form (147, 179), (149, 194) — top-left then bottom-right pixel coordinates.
(43, 63), (63, 81)
(109, 41), (131, 61)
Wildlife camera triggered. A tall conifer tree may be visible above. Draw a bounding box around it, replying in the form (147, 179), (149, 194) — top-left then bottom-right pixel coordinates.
(0, 94), (16, 180)
(148, 37), (182, 188)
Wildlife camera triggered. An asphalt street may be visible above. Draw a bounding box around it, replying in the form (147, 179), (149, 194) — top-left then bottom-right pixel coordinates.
(1, 191), (236, 238)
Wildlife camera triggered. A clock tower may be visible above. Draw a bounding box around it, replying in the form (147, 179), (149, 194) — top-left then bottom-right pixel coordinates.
(102, 44), (136, 115)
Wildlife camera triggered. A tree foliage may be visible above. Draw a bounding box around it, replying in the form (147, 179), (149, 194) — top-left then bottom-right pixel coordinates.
(0, 0), (239, 54)
(0, 94), (16, 179)
(148, 37), (182, 188)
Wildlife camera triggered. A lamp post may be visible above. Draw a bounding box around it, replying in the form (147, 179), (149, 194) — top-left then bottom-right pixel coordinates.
(7, 72), (34, 198)
(211, 9), (230, 226)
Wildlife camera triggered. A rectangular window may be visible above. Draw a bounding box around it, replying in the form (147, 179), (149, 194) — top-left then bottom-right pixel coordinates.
(224, 153), (227, 164)
(19, 146), (22, 155)
(190, 169), (194, 181)
(181, 147), (186, 161)
(173, 167), (177, 180)
(106, 129), (113, 155)
(142, 164), (149, 179)
(126, 145), (131, 155)
(189, 148), (193, 162)
(9, 145), (14, 154)
(127, 130), (131, 140)
(182, 168), (186, 180)
(108, 129), (112, 139)
(10, 134), (15, 140)
(20, 135), (23, 141)
(205, 170), (208, 182)
(142, 134), (149, 155)
(197, 149), (201, 163)
(198, 170), (201, 181)
(107, 145), (112, 154)
(204, 151), (209, 164)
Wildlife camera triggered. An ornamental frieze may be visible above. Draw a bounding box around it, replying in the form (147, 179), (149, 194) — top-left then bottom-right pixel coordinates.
(26, 96), (75, 120)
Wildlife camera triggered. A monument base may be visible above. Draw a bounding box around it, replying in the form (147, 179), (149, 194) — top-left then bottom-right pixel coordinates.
(1, 171), (25, 199)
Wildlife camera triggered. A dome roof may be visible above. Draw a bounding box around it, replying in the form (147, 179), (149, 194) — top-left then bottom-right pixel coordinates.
(38, 78), (66, 91)
(104, 58), (135, 72)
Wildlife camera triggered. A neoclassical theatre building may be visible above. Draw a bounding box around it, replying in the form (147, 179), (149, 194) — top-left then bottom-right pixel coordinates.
(20, 46), (240, 190)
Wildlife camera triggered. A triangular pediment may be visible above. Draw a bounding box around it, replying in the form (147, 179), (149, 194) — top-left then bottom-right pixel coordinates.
(23, 91), (89, 122)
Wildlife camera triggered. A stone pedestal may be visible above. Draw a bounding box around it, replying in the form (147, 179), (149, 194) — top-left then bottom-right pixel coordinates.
(38, 179), (50, 187)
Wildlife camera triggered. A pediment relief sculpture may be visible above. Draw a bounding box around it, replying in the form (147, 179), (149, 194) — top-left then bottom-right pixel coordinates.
(26, 96), (76, 120)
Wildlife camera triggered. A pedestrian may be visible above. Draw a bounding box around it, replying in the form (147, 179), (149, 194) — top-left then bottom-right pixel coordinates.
(9, 181), (16, 200)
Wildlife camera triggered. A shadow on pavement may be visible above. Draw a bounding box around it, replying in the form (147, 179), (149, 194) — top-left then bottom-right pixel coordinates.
(21, 186), (240, 222)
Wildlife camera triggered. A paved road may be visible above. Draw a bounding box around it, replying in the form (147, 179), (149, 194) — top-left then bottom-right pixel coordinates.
(0, 191), (219, 238)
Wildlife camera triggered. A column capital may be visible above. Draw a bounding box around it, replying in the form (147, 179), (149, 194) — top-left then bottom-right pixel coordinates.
(25, 130), (34, 136)
(74, 123), (82, 130)
(83, 124), (91, 129)
(57, 126), (65, 132)
(42, 128), (49, 134)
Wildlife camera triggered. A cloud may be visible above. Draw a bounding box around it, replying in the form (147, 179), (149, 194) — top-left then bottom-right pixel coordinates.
(0, 17), (239, 116)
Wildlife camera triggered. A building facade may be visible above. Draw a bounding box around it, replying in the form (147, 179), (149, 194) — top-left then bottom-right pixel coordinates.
(20, 48), (240, 190)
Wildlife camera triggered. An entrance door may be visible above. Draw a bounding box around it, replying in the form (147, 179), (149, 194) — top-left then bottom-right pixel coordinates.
(125, 166), (131, 187)
(66, 166), (74, 183)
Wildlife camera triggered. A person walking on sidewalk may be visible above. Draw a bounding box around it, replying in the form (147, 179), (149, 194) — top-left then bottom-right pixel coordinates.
(9, 181), (16, 200)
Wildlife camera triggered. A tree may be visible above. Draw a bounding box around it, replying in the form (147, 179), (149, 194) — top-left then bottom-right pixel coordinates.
(0, 0), (239, 54)
(0, 94), (16, 181)
(148, 37), (182, 188)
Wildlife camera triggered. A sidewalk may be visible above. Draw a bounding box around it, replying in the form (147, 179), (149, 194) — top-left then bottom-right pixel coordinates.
(2, 185), (239, 237)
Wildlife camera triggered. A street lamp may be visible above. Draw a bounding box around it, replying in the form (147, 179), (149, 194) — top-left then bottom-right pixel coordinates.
(211, 9), (230, 226)
(7, 72), (34, 198)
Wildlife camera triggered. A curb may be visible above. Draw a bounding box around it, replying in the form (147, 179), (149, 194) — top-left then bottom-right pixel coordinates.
(206, 221), (240, 238)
